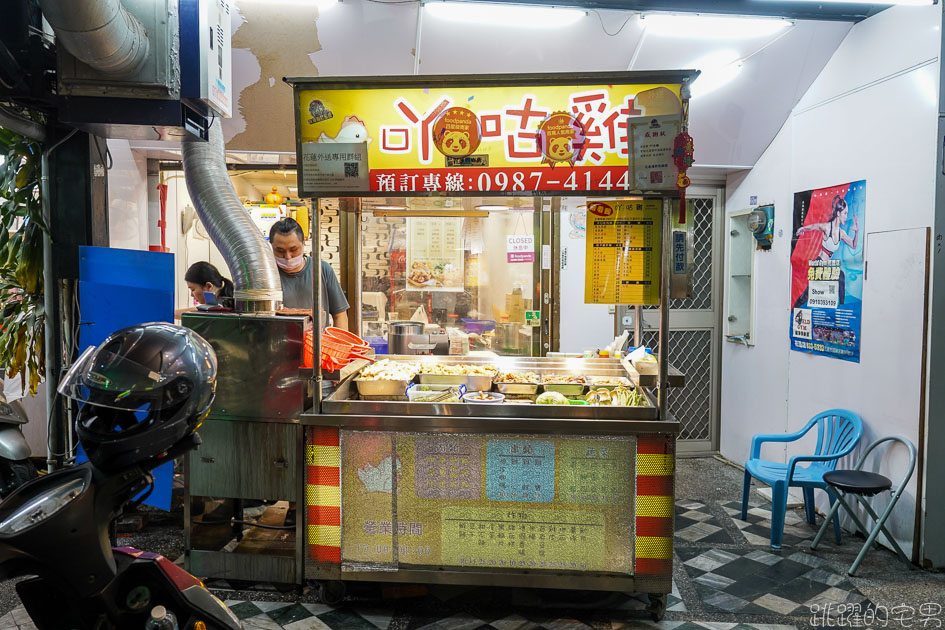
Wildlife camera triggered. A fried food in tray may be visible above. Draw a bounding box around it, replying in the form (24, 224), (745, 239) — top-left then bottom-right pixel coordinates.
(495, 371), (541, 384)
(358, 359), (419, 381)
(540, 374), (586, 384)
(418, 363), (497, 376)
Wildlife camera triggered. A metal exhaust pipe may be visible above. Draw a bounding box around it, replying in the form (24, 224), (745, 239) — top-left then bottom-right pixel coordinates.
(39, 0), (150, 78)
(182, 119), (283, 312)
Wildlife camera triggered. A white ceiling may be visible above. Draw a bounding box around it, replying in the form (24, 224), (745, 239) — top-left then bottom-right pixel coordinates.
(132, 0), (854, 178)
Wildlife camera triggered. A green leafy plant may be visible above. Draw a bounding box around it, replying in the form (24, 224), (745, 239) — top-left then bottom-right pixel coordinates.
(0, 125), (46, 396)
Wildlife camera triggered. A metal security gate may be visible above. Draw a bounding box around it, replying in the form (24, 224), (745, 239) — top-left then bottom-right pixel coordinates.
(641, 188), (723, 454)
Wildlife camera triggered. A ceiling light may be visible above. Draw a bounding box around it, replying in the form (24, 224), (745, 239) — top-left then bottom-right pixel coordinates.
(424, 2), (585, 28)
(241, 0), (339, 7)
(689, 50), (742, 98)
(475, 205), (511, 211)
(641, 13), (792, 39)
(373, 205), (409, 211)
(784, 0), (931, 3)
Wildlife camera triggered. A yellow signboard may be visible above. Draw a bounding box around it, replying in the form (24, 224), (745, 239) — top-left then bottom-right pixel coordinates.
(441, 507), (606, 571)
(294, 82), (683, 195)
(585, 199), (662, 305)
(339, 431), (635, 574)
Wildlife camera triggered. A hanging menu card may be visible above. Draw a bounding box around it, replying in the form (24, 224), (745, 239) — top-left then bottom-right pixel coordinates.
(584, 199), (661, 305)
(406, 217), (465, 292)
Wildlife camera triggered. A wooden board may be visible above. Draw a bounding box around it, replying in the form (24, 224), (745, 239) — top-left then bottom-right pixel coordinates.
(233, 501), (296, 557)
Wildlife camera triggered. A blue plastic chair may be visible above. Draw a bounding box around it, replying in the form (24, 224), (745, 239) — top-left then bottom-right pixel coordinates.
(741, 409), (863, 549)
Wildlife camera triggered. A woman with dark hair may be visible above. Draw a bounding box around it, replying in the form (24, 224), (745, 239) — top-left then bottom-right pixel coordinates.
(184, 261), (234, 306)
(793, 194), (859, 309)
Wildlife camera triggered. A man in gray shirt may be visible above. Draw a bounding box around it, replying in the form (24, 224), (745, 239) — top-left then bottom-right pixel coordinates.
(269, 218), (349, 330)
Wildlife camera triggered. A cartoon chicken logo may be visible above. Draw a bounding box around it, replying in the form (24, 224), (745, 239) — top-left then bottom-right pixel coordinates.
(537, 112), (585, 168)
(316, 115), (372, 144)
(433, 107), (481, 158)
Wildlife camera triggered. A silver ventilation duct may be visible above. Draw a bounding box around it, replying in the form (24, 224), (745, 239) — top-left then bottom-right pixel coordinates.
(182, 119), (283, 312)
(40, 0), (150, 77)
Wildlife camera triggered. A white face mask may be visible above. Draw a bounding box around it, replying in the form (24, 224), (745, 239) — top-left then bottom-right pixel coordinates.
(275, 254), (304, 271)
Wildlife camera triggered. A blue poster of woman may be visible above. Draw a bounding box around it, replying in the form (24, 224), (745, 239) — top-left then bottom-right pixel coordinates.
(790, 181), (866, 362)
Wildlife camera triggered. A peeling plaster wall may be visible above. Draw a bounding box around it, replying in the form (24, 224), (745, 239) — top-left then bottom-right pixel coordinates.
(223, 0), (321, 152)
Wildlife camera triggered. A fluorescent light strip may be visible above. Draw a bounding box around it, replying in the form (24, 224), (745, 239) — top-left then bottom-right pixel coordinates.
(642, 13), (792, 38)
(424, 2), (585, 28)
(784, 0), (931, 3)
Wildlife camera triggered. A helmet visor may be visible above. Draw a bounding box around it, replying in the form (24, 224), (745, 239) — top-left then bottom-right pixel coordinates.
(59, 346), (186, 411)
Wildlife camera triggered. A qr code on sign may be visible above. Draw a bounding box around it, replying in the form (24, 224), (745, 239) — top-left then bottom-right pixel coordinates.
(650, 171), (663, 184)
(344, 162), (359, 178)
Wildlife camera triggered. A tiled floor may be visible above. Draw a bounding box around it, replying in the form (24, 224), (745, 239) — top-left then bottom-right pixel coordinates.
(720, 501), (827, 549)
(679, 546), (868, 616)
(0, 458), (929, 630)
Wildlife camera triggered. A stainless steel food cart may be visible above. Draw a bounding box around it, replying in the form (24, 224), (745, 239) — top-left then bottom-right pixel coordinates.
(183, 70), (696, 620)
(290, 71), (697, 616)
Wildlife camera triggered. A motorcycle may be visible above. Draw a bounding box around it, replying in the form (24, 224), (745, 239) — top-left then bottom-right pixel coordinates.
(0, 430), (242, 629)
(0, 395), (38, 498)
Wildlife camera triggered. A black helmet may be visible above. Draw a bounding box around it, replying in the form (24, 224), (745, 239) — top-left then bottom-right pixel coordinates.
(58, 323), (217, 472)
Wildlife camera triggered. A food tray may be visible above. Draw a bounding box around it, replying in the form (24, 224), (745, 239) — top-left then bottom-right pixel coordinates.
(587, 377), (633, 389)
(419, 373), (494, 391)
(355, 378), (412, 397)
(495, 382), (540, 395)
(542, 383), (586, 396)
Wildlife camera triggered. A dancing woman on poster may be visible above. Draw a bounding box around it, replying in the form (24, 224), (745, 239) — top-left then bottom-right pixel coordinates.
(793, 194), (859, 308)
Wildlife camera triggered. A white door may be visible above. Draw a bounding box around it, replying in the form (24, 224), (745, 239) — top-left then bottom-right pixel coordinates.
(640, 187), (724, 454)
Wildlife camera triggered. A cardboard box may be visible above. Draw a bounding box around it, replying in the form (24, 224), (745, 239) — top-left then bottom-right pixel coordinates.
(506, 289), (525, 323)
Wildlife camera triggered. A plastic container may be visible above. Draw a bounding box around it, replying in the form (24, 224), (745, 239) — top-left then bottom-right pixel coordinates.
(462, 391), (505, 403)
(365, 336), (388, 355)
(406, 384), (466, 402)
(461, 319), (497, 335)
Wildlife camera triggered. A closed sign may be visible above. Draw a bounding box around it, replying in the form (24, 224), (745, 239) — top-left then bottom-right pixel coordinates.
(507, 235), (535, 263)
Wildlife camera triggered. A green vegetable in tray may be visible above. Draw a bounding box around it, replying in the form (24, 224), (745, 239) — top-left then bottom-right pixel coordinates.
(536, 391), (570, 405)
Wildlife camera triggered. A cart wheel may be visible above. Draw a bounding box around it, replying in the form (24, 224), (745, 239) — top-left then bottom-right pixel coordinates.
(646, 593), (667, 621)
(318, 580), (346, 606)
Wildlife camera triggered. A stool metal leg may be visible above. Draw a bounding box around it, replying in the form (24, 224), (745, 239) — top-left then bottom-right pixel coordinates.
(849, 493), (911, 575)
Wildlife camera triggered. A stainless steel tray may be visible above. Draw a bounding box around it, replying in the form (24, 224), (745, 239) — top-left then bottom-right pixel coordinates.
(495, 382), (540, 395)
(542, 383), (586, 396)
(420, 373), (494, 391)
(354, 378), (412, 397)
(587, 377), (633, 389)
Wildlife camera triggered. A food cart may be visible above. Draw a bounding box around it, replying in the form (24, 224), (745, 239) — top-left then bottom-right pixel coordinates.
(183, 70), (696, 621)
(292, 71), (694, 618)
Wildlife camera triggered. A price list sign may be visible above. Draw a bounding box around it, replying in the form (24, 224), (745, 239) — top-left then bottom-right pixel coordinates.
(584, 199), (662, 305)
(441, 507), (606, 571)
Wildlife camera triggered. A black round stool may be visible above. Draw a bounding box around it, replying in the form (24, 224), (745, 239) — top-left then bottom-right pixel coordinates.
(810, 436), (916, 576)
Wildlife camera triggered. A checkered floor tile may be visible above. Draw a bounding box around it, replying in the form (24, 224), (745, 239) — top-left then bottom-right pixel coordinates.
(218, 598), (790, 630)
(721, 501), (834, 548)
(678, 545), (870, 617)
(675, 500), (737, 545)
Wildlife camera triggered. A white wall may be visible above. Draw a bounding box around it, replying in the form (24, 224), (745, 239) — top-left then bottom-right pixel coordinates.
(722, 4), (940, 560)
(159, 170), (228, 311)
(106, 139), (148, 250)
(558, 197), (615, 353)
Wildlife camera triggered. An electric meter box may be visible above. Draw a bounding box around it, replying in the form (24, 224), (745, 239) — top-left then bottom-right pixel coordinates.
(180, 0), (234, 118)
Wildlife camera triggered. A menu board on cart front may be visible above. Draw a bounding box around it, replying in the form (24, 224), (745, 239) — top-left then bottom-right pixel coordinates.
(585, 199), (662, 305)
